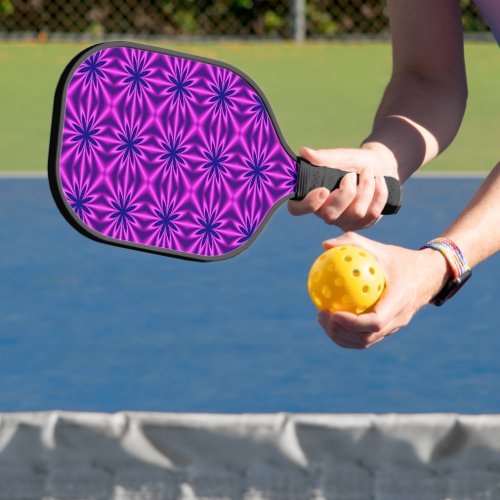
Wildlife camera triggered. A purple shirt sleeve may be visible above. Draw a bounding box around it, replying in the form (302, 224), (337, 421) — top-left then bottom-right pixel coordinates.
(473, 0), (500, 45)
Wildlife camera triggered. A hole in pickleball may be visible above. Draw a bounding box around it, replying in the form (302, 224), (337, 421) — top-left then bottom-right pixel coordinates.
(342, 295), (351, 304)
(344, 256), (352, 262)
(359, 251), (366, 257)
(369, 267), (375, 275)
(356, 306), (366, 314)
(327, 264), (335, 272)
(313, 294), (322, 307)
(313, 271), (321, 282)
(378, 284), (382, 291)
(362, 285), (369, 293)
(334, 277), (344, 287)
(322, 286), (332, 299)
(352, 269), (360, 277)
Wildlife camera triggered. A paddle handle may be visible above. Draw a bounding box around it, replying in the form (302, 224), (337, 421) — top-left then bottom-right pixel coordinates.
(292, 157), (402, 215)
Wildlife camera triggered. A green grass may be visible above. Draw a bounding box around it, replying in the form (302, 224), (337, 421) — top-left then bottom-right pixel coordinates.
(0, 41), (497, 172)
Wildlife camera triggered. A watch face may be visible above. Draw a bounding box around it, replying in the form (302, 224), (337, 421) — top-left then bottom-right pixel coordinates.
(432, 269), (472, 306)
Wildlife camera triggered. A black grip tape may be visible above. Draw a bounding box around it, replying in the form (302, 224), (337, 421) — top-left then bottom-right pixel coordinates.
(292, 157), (402, 215)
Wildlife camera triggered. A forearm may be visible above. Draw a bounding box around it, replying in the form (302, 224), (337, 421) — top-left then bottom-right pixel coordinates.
(419, 162), (500, 302)
(360, 0), (467, 183)
(362, 73), (467, 183)
(441, 162), (500, 267)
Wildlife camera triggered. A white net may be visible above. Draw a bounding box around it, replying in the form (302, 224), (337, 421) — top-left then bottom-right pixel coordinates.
(0, 412), (500, 499)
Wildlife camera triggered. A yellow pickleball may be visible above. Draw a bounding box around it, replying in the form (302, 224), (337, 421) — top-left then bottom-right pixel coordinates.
(308, 245), (385, 314)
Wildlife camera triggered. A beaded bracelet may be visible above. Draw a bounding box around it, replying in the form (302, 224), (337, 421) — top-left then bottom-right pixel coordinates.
(420, 237), (472, 306)
(421, 238), (470, 278)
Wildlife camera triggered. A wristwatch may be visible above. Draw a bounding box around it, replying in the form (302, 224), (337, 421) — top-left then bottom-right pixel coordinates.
(421, 238), (472, 306)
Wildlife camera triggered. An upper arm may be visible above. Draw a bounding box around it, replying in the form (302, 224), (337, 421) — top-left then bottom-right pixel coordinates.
(387, 0), (467, 87)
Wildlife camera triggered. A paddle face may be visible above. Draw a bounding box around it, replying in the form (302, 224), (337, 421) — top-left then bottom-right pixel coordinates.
(49, 42), (298, 261)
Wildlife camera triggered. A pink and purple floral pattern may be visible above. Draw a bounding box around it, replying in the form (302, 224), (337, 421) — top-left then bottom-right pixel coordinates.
(58, 45), (298, 258)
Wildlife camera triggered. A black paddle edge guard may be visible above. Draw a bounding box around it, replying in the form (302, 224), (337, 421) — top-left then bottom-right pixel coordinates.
(48, 41), (298, 262)
(293, 157), (402, 215)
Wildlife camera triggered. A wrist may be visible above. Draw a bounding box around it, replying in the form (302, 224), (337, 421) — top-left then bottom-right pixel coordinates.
(361, 141), (399, 178)
(417, 248), (453, 303)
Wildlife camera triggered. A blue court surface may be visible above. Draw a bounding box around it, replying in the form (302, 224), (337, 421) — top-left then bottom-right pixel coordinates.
(0, 176), (498, 413)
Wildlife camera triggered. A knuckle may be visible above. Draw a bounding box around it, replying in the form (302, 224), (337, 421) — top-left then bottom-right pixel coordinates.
(359, 339), (370, 349)
(325, 215), (339, 225)
(320, 208), (340, 225)
(371, 319), (385, 332)
(338, 221), (362, 232)
(366, 206), (381, 220)
(362, 216), (379, 230)
(350, 205), (367, 219)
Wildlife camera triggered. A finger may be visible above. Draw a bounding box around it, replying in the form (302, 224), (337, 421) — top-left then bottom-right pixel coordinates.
(365, 336), (386, 348)
(315, 172), (357, 224)
(332, 291), (402, 339)
(322, 231), (369, 251)
(288, 188), (330, 216)
(342, 164), (376, 221)
(322, 232), (388, 267)
(361, 328), (399, 348)
(323, 171), (390, 231)
(319, 311), (370, 349)
(331, 336), (364, 349)
(330, 317), (390, 349)
(329, 311), (385, 335)
(362, 174), (389, 224)
(319, 310), (391, 349)
(321, 323), (365, 349)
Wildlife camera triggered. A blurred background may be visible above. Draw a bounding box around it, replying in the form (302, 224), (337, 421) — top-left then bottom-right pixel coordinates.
(0, 0), (492, 40)
(0, 1), (497, 176)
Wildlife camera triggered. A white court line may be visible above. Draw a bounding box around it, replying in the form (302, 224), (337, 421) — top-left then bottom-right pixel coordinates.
(0, 171), (47, 178)
(414, 170), (487, 178)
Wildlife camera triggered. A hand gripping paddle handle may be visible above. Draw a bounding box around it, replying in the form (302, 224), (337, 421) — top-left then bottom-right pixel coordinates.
(292, 157), (402, 215)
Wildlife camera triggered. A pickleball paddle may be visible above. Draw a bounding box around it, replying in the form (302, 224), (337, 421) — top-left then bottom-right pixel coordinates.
(48, 41), (401, 261)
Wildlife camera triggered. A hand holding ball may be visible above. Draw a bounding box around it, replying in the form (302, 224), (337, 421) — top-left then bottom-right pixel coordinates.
(308, 245), (385, 314)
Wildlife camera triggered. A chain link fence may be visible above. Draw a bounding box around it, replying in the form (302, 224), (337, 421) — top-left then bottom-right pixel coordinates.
(0, 0), (491, 40)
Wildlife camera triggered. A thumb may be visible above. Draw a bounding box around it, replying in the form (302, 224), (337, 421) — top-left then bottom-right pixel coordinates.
(322, 231), (368, 250)
(299, 147), (365, 170)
